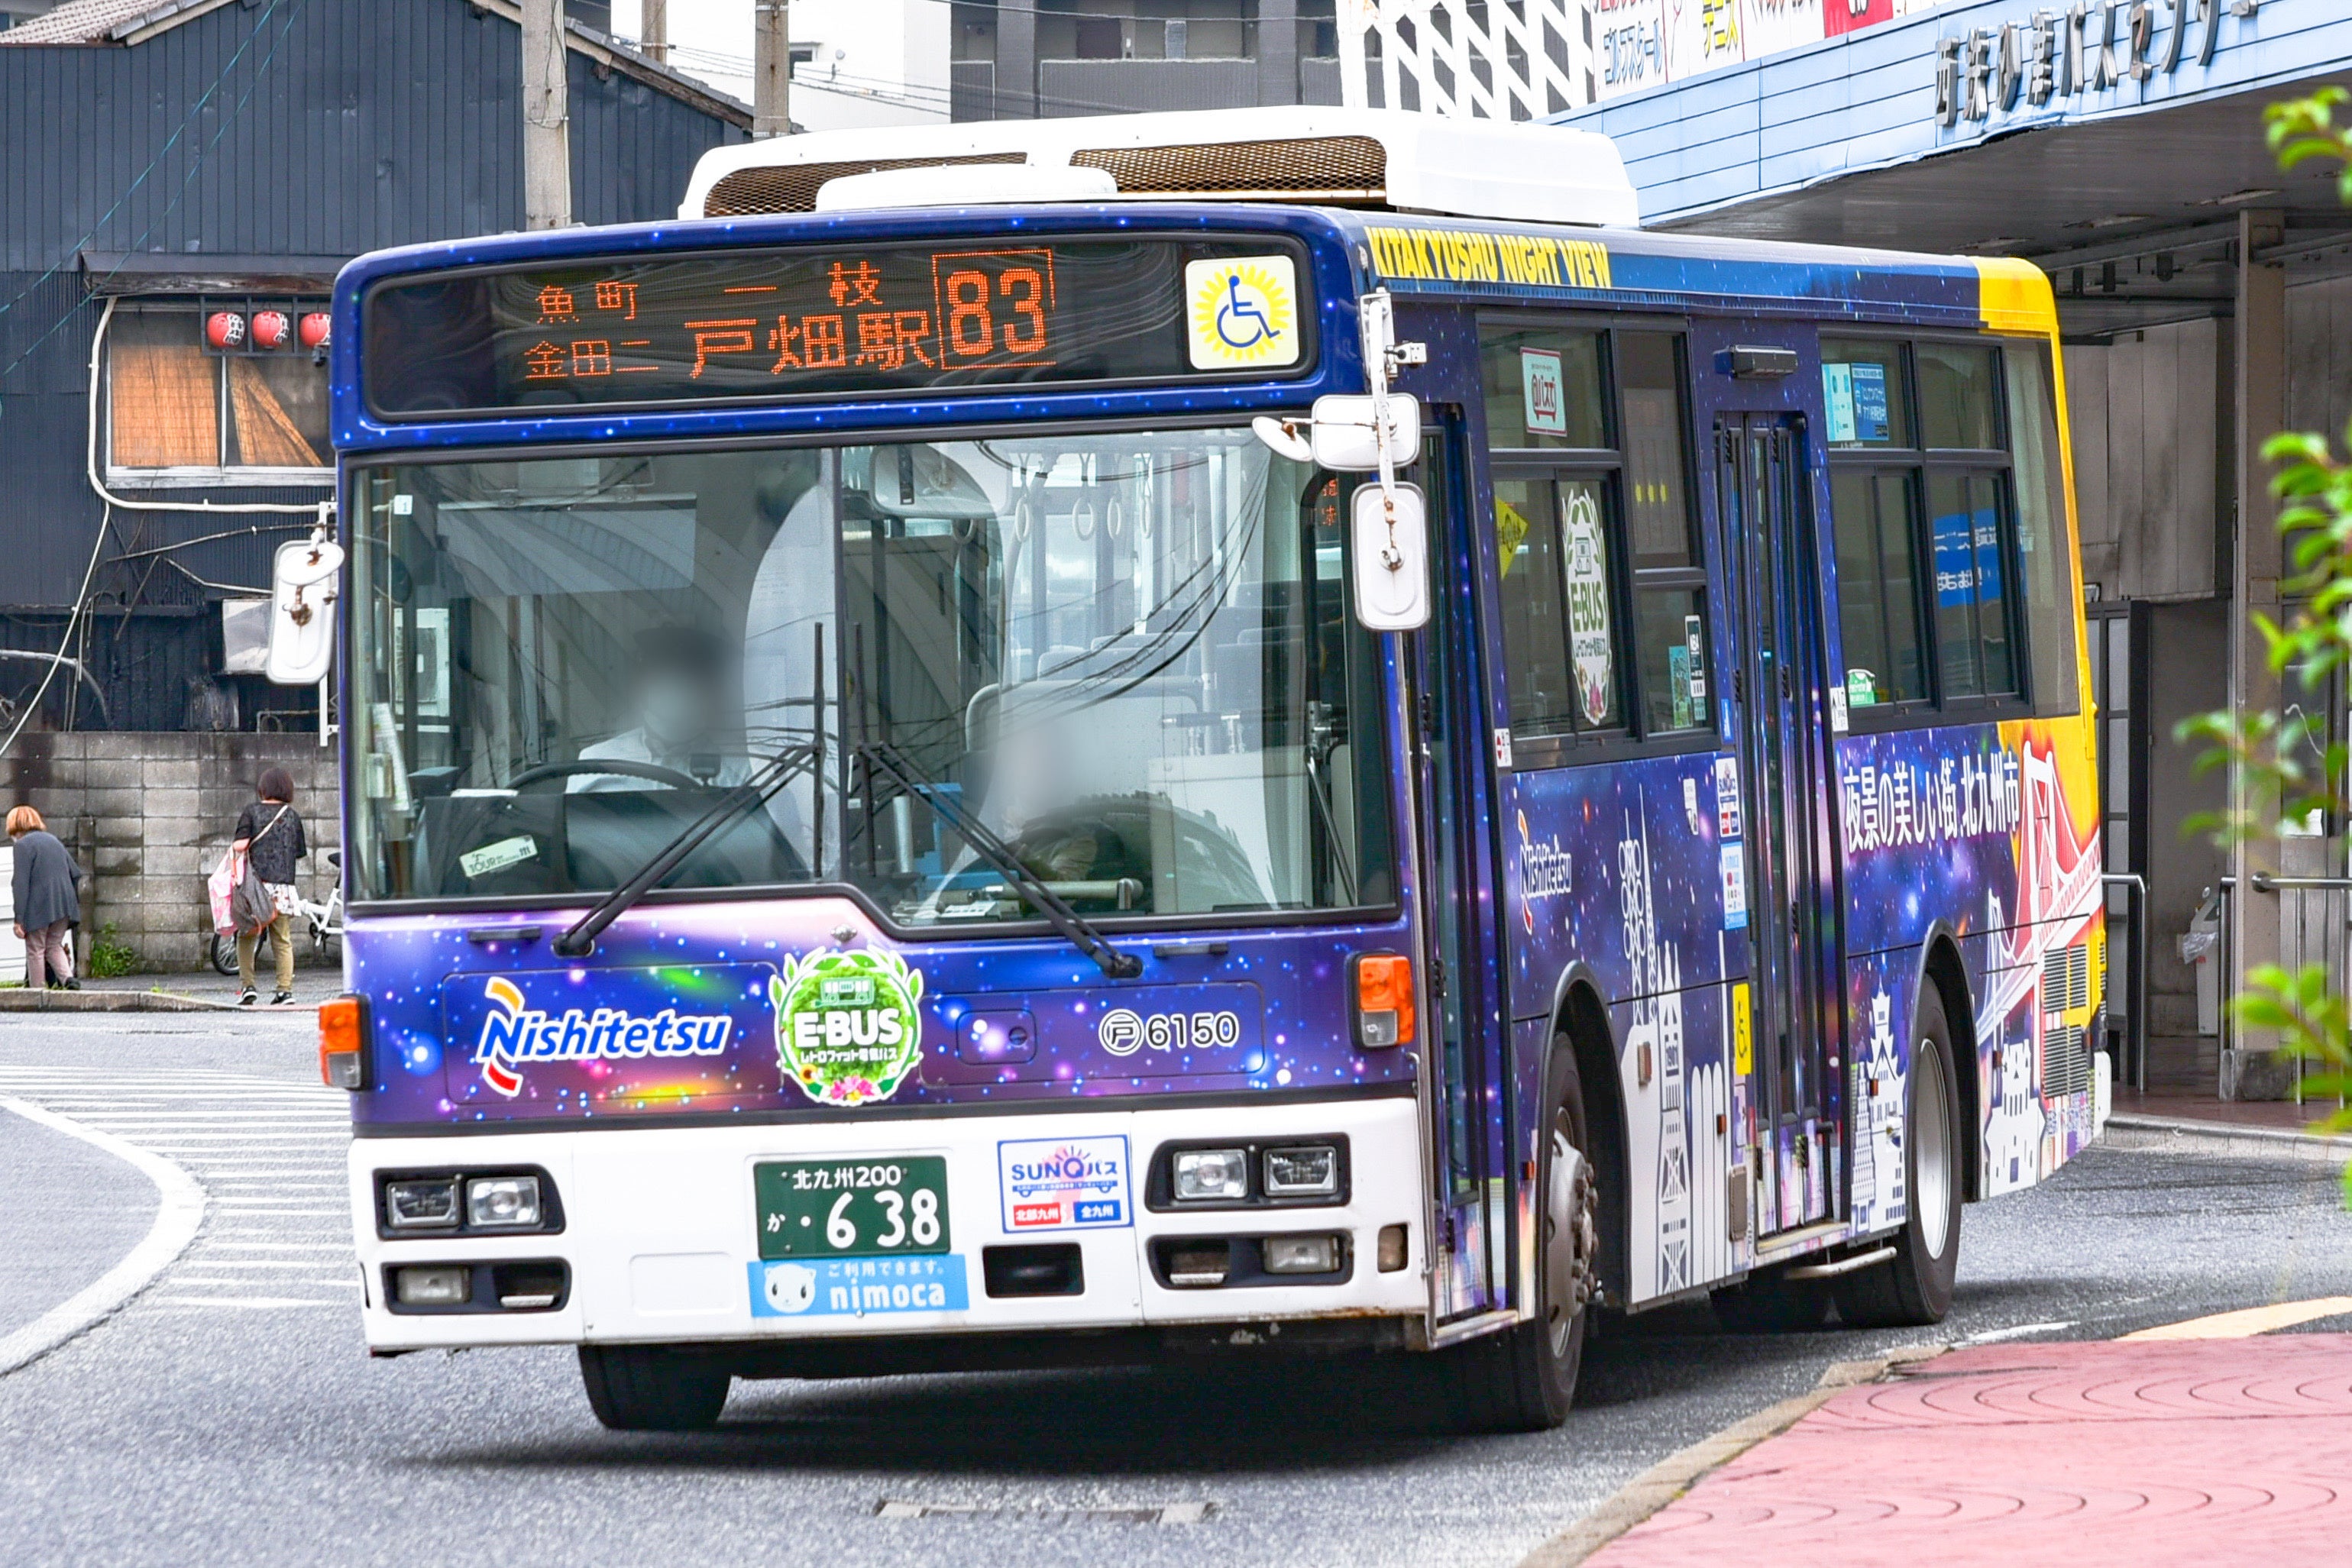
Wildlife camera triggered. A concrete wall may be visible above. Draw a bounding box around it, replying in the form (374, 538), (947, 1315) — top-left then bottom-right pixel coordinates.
(0, 732), (340, 972)
(2065, 318), (2229, 606)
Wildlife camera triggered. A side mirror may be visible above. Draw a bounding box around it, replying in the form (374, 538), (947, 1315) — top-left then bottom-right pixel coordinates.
(1309, 393), (1420, 472)
(266, 535), (344, 685)
(1352, 482), (1429, 632)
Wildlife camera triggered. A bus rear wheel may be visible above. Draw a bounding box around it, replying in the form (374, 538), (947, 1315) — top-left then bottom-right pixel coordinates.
(1833, 984), (1963, 1327)
(1448, 1041), (1597, 1432)
(578, 1344), (731, 1431)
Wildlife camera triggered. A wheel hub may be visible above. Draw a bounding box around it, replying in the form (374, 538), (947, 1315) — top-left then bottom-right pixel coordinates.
(1545, 1129), (1597, 1353)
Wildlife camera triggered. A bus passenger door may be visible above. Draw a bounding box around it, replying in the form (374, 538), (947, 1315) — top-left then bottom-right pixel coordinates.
(1402, 423), (1509, 1324)
(1714, 415), (1842, 1241)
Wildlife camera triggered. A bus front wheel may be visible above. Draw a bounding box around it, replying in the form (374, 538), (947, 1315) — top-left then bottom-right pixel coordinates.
(1833, 984), (1963, 1327)
(1448, 1040), (1597, 1432)
(578, 1344), (731, 1431)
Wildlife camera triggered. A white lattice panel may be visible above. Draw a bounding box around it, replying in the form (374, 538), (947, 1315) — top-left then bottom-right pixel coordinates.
(1338, 0), (1597, 121)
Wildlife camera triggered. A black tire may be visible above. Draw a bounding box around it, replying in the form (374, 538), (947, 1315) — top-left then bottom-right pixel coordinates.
(1448, 1039), (1598, 1433)
(1710, 1272), (1832, 1332)
(578, 1345), (731, 1431)
(1833, 983), (1964, 1327)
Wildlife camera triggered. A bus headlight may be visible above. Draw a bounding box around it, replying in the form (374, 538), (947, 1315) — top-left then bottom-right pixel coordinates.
(1263, 1144), (1339, 1198)
(466, 1175), (544, 1230)
(1173, 1149), (1249, 1201)
(383, 1178), (461, 1230)
(1262, 1234), (1343, 1274)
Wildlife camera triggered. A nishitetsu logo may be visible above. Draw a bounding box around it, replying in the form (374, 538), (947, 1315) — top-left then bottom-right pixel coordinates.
(770, 949), (924, 1107)
(471, 975), (731, 1098)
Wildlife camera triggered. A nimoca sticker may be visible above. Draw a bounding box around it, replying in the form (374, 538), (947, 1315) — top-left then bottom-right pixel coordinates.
(771, 949), (924, 1107)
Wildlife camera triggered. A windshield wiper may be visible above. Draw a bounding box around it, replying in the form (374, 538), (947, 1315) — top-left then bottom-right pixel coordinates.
(857, 740), (1144, 980)
(553, 742), (821, 958)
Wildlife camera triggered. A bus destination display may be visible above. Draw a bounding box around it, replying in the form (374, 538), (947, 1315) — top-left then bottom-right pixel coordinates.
(361, 238), (1312, 417)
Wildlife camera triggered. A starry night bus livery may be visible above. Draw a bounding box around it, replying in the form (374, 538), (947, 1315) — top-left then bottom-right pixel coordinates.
(320, 115), (2098, 1432)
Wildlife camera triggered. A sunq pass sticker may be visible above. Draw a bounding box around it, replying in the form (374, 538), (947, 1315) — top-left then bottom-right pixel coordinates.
(1185, 255), (1299, 370)
(771, 949), (924, 1107)
(998, 1135), (1131, 1232)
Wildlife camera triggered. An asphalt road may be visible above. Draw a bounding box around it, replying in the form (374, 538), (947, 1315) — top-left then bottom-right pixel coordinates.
(2, 1013), (2349, 1567)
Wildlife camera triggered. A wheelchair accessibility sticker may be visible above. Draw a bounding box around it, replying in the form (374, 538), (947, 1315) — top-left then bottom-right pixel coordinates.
(1186, 255), (1300, 370)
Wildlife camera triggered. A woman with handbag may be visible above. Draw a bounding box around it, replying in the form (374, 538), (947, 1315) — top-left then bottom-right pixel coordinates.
(232, 767), (307, 1006)
(8, 806), (81, 990)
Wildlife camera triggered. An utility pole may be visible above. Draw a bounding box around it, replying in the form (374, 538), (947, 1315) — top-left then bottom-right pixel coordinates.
(754, 0), (789, 139)
(522, 0), (572, 230)
(641, 0), (668, 63)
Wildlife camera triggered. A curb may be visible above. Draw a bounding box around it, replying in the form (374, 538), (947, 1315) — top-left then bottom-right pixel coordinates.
(0, 1094), (206, 1377)
(0, 988), (321, 1014)
(1514, 1341), (1948, 1568)
(2102, 1113), (2352, 1164)
(0, 988), (231, 1013)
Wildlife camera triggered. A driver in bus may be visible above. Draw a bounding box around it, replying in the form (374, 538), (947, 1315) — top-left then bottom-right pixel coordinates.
(568, 623), (751, 794)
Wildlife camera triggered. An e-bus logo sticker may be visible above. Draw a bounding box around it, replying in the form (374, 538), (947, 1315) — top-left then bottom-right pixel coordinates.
(749, 1254), (969, 1319)
(1564, 488), (1613, 724)
(998, 1134), (1131, 1231)
(471, 974), (731, 1098)
(1184, 255), (1299, 371)
(770, 949), (924, 1107)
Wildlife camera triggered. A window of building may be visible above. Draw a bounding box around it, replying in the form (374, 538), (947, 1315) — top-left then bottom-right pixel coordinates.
(1483, 321), (1708, 755)
(105, 301), (331, 484)
(1824, 334), (2075, 722)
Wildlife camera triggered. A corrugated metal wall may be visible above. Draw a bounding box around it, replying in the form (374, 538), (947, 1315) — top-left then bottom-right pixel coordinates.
(0, 0), (746, 730)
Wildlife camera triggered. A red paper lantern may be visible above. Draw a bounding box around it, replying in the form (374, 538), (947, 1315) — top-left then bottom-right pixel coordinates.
(204, 311), (246, 351)
(250, 310), (292, 350)
(298, 312), (332, 351)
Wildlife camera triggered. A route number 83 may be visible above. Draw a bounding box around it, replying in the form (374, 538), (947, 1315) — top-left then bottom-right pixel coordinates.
(942, 267), (1047, 360)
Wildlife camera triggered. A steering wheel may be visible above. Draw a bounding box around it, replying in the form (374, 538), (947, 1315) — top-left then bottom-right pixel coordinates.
(507, 758), (710, 792)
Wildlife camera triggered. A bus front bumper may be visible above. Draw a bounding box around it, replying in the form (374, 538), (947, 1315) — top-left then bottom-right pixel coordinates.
(349, 1094), (1429, 1353)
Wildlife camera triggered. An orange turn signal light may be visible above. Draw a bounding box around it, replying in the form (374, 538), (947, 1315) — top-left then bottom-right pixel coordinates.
(1351, 952), (1415, 1049)
(319, 993), (367, 1091)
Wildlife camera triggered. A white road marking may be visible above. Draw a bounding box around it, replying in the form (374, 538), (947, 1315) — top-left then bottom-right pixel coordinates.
(0, 1096), (206, 1376)
(0, 1066), (358, 1326)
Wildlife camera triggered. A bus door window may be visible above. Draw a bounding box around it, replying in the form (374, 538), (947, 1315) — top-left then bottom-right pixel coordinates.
(1716, 414), (1838, 1232)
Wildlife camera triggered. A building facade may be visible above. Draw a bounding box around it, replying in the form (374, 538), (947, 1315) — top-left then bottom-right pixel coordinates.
(0, 0), (746, 964)
(1564, 0), (2352, 1099)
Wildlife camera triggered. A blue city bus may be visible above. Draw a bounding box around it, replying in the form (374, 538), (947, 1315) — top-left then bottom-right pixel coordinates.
(320, 110), (2104, 1432)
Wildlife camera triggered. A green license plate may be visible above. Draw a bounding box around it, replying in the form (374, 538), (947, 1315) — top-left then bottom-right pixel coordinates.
(755, 1156), (951, 1260)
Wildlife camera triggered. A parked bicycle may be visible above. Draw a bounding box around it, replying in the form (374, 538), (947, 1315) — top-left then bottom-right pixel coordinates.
(209, 850), (341, 976)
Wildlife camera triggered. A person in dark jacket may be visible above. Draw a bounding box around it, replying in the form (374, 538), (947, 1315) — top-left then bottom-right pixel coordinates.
(232, 767), (306, 1006)
(8, 806), (79, 991)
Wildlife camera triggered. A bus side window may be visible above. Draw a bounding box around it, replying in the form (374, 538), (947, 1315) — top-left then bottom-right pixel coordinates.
(1825, 336), (2032, 716)
(1830, 469), (1929, 709)
(1618, 332), (1710, 736)
(2004, 343), (2082, 716)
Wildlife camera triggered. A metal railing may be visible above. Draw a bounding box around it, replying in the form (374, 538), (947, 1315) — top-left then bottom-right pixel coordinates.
(2102, 872), (2148, 1094)
(2218, 871), (2352, 1107)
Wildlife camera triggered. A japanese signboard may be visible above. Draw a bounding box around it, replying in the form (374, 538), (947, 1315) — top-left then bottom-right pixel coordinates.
(361, 238), (1315, 418)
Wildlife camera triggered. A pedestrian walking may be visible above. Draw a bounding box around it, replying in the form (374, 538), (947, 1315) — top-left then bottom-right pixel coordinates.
(8, 806), (80, 991)
(233, 767), (306, 1007)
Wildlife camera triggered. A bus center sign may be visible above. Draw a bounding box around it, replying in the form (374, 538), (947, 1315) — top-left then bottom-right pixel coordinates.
(1934, 0), (2258, 128)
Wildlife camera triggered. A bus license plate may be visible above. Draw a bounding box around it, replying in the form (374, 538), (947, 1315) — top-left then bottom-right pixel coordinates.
(755, 1157), (951, 1259)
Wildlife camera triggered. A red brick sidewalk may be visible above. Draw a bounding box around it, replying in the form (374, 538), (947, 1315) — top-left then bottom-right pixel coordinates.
(1590, 1336), (2352, 1566)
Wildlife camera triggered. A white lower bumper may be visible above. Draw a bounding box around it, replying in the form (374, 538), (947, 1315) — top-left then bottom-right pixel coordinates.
(350, 1095), (1427, 1350)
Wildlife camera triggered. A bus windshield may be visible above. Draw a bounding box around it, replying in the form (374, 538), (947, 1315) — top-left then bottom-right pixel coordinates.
(347, 425), (1396, 924)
